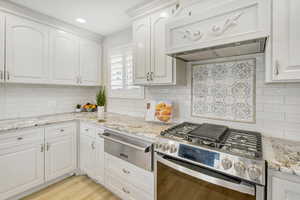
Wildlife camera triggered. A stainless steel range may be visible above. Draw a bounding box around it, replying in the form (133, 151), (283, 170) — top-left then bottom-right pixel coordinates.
(155, 122), (266, 200)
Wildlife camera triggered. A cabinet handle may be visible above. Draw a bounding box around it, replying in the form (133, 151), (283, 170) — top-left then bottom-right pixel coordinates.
(0, 70), (3, 80)
(17, 137), (23, 141)
(150, 72), (154, 81)
(6, 71), (10, 80)
(85, 128), (89, 132)
(146, 72), (150, 81)
(46, 143), (50, 151)
(60, 129), (65, 132)
(41, 144), (44, 152)
(122, 187), (130, 194)
(122, 168), (130, 174)
(274, 60), (280, 76)
(91, 141), (95, 150)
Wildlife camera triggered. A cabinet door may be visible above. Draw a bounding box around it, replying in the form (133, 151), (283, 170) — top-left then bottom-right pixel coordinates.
(94, 137), (104, 184)
(49, 29), (79, 85)
(272, 0), (300, 81)
(45, 135), (77, 182)
(133, 17), (151, 85)
(6, 14), (49, 84)
(0, 143), (44, 200)
(150, 9), (173, 84)
(80, 135), (95, 177)
(272, 177), (300, 200)
(79, 39), (101, 86)
(0, 12), (4, 84)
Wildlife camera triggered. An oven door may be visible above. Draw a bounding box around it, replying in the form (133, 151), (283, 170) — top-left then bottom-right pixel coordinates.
(155, 153), (265, 200)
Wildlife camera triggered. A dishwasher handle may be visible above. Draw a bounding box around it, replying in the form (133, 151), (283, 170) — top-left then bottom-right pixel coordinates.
(100, 132), (152, 153)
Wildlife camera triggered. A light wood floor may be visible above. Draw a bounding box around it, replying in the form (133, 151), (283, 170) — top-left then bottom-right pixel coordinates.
(22, 176), (120, 200)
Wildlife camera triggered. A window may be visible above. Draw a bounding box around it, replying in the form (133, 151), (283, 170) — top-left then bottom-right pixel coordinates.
(108, 44), (144, 99)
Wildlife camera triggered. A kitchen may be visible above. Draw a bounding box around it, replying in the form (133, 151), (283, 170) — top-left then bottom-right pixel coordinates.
(0, 0), (299, 200)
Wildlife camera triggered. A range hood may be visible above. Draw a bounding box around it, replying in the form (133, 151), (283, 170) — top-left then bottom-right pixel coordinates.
(169, 37), (267, 62)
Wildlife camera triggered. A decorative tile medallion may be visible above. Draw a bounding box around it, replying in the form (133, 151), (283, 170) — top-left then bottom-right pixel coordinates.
(192, 59), (256, 123)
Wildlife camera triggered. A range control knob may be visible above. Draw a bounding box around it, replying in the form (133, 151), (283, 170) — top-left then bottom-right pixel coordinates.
(248, 166), (262, 181)
(234, 161), (246, 176)
(169, 144), (177, 153)
(162, 144), (170, 152)
(221, 158), (233, 170)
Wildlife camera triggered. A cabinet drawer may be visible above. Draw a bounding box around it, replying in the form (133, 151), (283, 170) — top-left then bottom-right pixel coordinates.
(45, 122), (76, 139)
(80, 123), (96, 138)
(166, 0), (269, 53)
(106, 173), (153, 200)
(105, 153), (154, 195)
(0, 128), (44, 149)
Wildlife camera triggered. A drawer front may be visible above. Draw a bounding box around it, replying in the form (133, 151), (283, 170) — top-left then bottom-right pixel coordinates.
(45, 122), (76, 139)
(105, 153), (154, 195)
(0, 128), (44, 149)
(105, 173), (153, 200)
(166, 0), (269, 53)
(80, 123), (96, 138)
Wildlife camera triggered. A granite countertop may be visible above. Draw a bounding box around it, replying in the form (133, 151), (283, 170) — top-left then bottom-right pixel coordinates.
(263, 137), (300, 176)
(1, 112), (299, 176)
(0, 112), (172, 141)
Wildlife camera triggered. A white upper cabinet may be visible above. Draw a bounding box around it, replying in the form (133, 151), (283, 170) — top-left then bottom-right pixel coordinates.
(6, 14), (49, 84)
(165, 0), (270, 55)
(49, 29), (80, 85)
(150, 8), (173, 84)
(133, 16), (151, 85)
(0, 12), (4, 83)
(79, 39), (101, 86)
(132, 7), (186, 86)
(270, 0), (300, 81)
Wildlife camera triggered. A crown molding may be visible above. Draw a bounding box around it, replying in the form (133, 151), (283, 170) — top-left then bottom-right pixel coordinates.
(126, 0), (179, 19)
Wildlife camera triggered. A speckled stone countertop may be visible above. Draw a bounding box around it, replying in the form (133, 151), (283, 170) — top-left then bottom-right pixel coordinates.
(0, 112), (172, 141)
(1, 113), (299, 176)
(263, 137), (300, 176)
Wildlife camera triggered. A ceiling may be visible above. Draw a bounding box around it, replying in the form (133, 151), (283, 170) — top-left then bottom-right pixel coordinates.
(8, 0), (153, 36)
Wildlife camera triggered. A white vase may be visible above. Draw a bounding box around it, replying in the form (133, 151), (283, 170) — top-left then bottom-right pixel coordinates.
(97, 106), (105, 120)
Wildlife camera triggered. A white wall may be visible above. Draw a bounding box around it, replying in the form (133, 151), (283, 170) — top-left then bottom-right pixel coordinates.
(104, 29), (300, 141)
(0, 84), (98, 120)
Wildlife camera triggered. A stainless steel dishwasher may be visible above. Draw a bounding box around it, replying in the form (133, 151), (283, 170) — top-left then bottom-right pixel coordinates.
(101, 129), (153, 171)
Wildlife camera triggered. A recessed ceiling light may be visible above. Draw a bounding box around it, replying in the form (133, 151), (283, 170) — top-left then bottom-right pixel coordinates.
(76, 18), (86, 23)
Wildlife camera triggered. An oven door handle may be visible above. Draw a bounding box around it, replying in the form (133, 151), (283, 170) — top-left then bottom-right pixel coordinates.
(155, 154), (255, 196)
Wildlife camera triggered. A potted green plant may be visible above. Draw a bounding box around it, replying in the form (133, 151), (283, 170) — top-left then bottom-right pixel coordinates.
(96, 86), (106, 119)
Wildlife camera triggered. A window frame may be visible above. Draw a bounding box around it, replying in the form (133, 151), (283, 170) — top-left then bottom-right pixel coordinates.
(107, 44), (144, 99)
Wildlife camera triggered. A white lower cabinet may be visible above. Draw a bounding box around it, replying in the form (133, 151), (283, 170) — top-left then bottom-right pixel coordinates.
(0, 128), (44, 200)
(105, 153), (154, 200)
(270, 175), (300, 200)
(45, 123), (77, 182)
(79, 123), (104, 184)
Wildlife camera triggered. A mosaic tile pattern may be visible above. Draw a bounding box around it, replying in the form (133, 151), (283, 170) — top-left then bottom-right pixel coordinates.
(192, 59), (255, 122)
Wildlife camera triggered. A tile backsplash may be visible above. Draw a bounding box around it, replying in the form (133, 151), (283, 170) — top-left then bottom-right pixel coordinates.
(107, 54), (300, 141)
(0, 84), (98, 120)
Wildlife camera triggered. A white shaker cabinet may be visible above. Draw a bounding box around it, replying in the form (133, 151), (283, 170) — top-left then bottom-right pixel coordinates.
(0, 12), (4, 83)
(133, 16), (151, 85)
(0, 128), (44, 200)
(80, 135), (96, 178)
(49, 29), (80, 85)
(5, 14), (49, 84)
(44, 123), (77, 182)
(270, 174), (300, 200)
(79, 39), (101, 86)
(269, 0), (300, 81)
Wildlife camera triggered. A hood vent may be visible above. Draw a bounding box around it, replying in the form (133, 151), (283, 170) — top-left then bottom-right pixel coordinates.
(171, 38), (267, 62)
